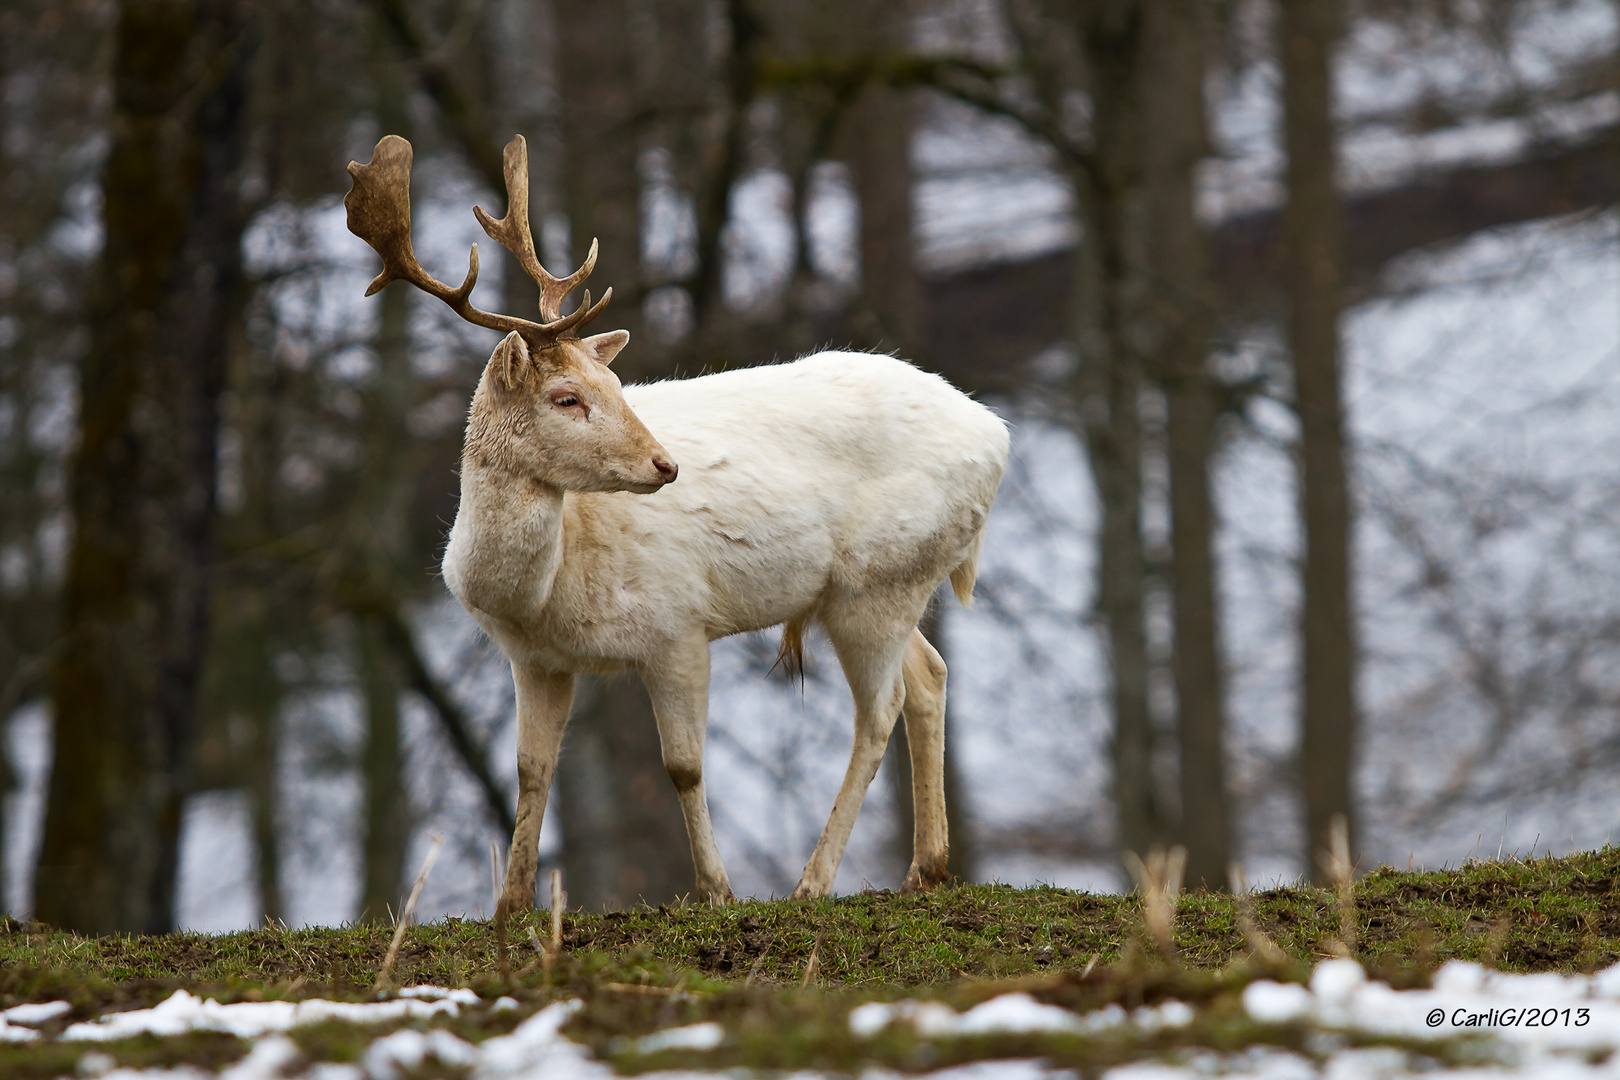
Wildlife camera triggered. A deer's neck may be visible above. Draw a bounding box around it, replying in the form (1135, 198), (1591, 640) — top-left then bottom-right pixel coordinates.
(444, 458), (566, 624)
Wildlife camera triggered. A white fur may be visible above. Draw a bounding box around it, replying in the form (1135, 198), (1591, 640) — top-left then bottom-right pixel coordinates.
(445, 349), (1008, 906)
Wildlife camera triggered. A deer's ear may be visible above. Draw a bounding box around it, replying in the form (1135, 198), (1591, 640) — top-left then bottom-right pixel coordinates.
(492, 331), (532, 390)
(581, 329), (629, 366)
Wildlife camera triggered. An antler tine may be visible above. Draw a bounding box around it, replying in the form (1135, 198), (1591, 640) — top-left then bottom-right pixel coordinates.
(346, 135), (548, 340)
(574, 286), (613, 330)
(473, 137), (606, 330)
(472, 136), (551, 305)
(544, 238), (598, 321)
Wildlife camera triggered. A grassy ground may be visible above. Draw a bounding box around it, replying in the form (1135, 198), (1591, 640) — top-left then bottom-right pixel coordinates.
(3, 847), (1617, 1075)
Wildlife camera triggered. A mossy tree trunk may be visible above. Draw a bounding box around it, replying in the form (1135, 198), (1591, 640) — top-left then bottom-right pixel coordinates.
(35, 0), (250, 934)
(358, 617), (407, 922)
(1070, 0), (1175, 869)
(354, 259), (416, 923)
(1278, 0), (1360, 883)
(1141, 0), (1233, 891)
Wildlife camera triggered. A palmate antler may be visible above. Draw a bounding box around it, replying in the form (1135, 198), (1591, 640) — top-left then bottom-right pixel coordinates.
(344, 134), (611, 344)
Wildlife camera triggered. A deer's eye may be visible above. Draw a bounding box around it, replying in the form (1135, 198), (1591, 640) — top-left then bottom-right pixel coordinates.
(551, 392), (580, 409)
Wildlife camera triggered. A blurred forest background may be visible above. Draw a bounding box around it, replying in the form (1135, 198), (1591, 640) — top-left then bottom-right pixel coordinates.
(0, 0), (1616, 934)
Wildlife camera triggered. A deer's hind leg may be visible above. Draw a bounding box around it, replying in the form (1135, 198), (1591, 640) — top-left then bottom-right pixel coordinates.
(791, 616), (913, 899)
(899, 628), (951, 891)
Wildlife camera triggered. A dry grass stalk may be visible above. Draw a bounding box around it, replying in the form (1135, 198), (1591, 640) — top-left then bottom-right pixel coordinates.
(515, 870), (570, 981)
(550, 869), (565, 953)
(488, 842), (502, 917)
(513, 928), (548, 979)
(1321, 813), (1356, 956)
(374, 833), (445, 992)
(547, 869), (566, 981)
(1124, 845), (1186, 960)
(800, 931), (825, 988)
(1228, 862), (1287, 964)
(746, 944), (771, 986)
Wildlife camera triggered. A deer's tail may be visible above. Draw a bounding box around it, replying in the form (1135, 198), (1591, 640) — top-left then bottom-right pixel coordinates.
(948, 517), (990, 608)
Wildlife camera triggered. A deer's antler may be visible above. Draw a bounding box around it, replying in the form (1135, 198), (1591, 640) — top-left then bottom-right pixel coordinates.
(345, 135), (611, 345)
(473, 136), (611, 334)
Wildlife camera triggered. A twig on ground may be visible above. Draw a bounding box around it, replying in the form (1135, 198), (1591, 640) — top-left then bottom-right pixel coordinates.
(374, 833), (445, 992)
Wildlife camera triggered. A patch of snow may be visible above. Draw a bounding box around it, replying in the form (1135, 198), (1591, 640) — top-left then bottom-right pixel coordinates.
(621, 1021), (725, 1054)
(474, 1000), (600, 1078)
(58, 988), (466, 1041)
(954, 994), (1090, 1035)
(0, 1017), (40, 1042)
(1242, 980), (1314, 1024)
(2, 998), (70, 1024)
(1242, 959), (1620, 1059)
(396, 985), (480, 1004)
(851, 992), (1127, 1038)
(1131, 1000), (1194, 1033)
(1309, 957), (1367, 1005)
(361, 1027), (479, 1080)
(218, 1036), (301, 1080)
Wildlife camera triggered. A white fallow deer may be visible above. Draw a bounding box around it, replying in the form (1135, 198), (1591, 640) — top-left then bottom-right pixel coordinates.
(346, 134), (1008, 911)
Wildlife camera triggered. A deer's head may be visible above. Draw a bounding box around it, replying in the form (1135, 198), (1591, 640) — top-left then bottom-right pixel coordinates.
(345, 134), (676, 494)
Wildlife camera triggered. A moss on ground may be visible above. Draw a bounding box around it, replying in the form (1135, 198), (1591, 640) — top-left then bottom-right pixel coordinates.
(0, 848), (1615, 1073)
(0, 1031), (247, 1080)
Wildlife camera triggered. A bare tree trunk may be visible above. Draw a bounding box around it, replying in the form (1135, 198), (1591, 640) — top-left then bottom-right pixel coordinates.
(1141, 0), (1232, 890)
(556, 0), (646, 370)
(36, 0), (249, 933)
(1278, 0), (1359, 884)
(205, 603), (285, 925)
(687, 0), (763, 339)
(1072, 0), (1173, 867)
(358, 617), (406, 922)
(842, 76), (927, 359)
(247, 661), (282, 925)
(555, 677), (695, 909)
(210, 279), (286, 926)
(355, 252), (415, 923)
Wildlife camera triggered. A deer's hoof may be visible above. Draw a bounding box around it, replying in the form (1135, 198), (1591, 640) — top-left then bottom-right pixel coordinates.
(789, 879), (826, 900)
(900, 854), (951, 893)
(498, 889), (535, 916)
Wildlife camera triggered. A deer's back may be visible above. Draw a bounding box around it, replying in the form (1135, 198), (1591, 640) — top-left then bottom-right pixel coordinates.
(578, 352), (1008, 640)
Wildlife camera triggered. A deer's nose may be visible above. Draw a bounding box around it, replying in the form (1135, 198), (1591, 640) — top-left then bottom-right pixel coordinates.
(653, 456), (678, 482)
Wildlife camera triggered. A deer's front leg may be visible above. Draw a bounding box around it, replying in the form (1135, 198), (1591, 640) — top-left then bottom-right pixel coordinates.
(642, 635), (734, 905)
(500, 664), (574, 914)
